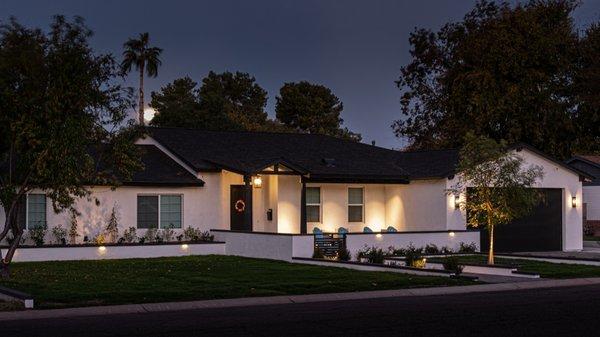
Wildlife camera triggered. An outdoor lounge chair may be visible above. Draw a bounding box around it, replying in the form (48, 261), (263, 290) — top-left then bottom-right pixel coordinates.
(312, 227), (324, 239)
(386, 226), (398, 232)
(363, 227), (373, 233)
(337, 227), (348, 237)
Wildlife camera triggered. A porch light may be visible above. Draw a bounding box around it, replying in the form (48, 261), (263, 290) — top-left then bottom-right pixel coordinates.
(572, 196), (577, 208)
(453, 194), (460, 210)
(253, 176), (262, 188)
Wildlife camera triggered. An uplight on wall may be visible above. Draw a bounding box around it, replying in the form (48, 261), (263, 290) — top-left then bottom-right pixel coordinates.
(98, 246), (107, 255)
(375, 233), (383, 239)
(449, 231), (455, 238)
(181, 244), (189, 250)
(572, 196), (577, 208)
(253, 176), (262, 188)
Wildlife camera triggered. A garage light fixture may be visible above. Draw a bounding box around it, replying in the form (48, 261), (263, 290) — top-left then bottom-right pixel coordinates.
(453, 194), (460, 210)
(572, 196), (577, 208)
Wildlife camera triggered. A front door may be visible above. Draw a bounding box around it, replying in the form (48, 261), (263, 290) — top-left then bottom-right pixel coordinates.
(230, 185), (252, 231)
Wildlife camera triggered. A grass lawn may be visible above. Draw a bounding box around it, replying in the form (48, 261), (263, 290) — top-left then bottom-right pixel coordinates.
(0, 255), (474, 309)
(434, 255), (600, 279)
(584, 236), (600, 241)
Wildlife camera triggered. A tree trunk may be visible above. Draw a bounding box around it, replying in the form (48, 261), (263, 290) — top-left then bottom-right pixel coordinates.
(488, 222), (495, 265)
(0, 203), (22, 279)
(138, 65), (145, 125)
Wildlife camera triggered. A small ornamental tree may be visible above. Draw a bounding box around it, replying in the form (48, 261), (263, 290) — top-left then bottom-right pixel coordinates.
(449, 133), (544, 265)
(0, 16), (143, 277)
(106, 206), (119, 243)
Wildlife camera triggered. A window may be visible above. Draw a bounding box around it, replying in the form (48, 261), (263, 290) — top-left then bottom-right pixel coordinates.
(348, 188), (364, 222)
(306, 187), (321, 223)
(21, 194), (47, 229)
(137, 195), (182, 229)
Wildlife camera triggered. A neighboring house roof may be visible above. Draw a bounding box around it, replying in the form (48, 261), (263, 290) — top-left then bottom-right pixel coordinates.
(147, 127), (411, 183)
(126, 145), (204, 186)
(566, 155), (600, 186)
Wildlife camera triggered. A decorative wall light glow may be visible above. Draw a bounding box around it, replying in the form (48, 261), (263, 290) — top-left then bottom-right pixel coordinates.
(572, 196), (577, 208)
(453, 195), (460, 210)
(252, 176), (262, 188)
(181, 244), (189, 250)
(449, 231), (455, 237)
(375, 233), (383, 238)
(98, 246), (106, 254)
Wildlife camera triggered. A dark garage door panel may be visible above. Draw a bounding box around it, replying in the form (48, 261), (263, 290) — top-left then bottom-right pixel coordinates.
(477, 188), (563, 252)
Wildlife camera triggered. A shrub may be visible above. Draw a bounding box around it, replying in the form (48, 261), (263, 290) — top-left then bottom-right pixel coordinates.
(458, 242), (478, 253)
(584, 222), (594, 236)
(312, 247), (324, 258)
(29, 226), (47, 246)
(183, 227), (201, 242)
(336, 247), (351, 261)
(144, 228), (157, 243)
(356, 246), (385, 264)
(200, 230), (214, 242)
(155, 230), (164, 243)
(162, 227), (175, 242)
(424, 244), (439, 255)
(176, 234), (184, 242)
(388, 246), (406, 256)
(442, 256), (464, 275)
(105, 207), (119, 243)
(440, 246), (454, 254)
(122, 227), (137, 243)
(51, 225), (67, 245)
(404, 244), (423, 267)
(68, 212), (79, 244)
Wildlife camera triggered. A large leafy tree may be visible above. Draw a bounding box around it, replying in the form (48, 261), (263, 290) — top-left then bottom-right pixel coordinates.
(394, 0), (596, 159)
(121, 32), (162, 125)
(0, 16), (142, 276)
(449, 133), (544, 265)
(198, 71), (269, 131)
(149, 77), (203, 127)
(276, 81), (361, 141)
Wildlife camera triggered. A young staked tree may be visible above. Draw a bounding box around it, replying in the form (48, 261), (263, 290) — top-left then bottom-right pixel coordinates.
(0, 16), (143, 277)
(121, 32), (162, 125)
(449, 134), (544, 265)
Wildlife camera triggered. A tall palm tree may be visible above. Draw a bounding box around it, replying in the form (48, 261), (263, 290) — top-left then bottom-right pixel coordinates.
(121, 32), (162, 125)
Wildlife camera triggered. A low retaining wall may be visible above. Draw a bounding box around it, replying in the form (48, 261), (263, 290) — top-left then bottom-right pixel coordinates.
(2, 242), (225, 262)
(345, 230), (480, 257)
(211, 230), (313, 261)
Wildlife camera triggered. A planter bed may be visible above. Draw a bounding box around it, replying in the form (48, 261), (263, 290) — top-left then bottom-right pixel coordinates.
(0, 241), (226, 262)
(292, 257), (478, 280)
(385, 256), (540, 278)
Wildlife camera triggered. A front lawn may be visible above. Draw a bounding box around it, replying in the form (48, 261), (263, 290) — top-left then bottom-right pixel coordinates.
(0, 255), (473, 309)
(434, 255), (600, 279)
(584, 235), (600, 242)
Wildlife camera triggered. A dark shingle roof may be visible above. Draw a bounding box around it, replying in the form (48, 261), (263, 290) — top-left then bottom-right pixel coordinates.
(147, 127), (411, 183)
(567, 156), (600, 185)
(127, 144), (204, 186)
(394, 149), (460, 179)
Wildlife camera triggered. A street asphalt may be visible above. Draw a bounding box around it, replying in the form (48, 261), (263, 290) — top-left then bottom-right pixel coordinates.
(2, 283), (600, 336)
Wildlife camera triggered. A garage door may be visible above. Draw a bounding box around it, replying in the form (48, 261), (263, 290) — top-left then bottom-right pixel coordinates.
(473, 188), (563, 252)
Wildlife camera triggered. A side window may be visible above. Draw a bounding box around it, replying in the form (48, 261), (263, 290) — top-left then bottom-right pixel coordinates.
(137, 195), (159, 229)
(27, 194), (47, 229)
(306, 187), (321, 223)
(160, 195), (182, 229)
(348, 188), (364, 223)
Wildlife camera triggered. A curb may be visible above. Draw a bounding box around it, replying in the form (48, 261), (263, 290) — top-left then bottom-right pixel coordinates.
(1, 277), (600, 321)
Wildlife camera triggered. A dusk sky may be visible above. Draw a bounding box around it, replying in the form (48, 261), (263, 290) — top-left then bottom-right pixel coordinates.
(2, 0), (599, 149)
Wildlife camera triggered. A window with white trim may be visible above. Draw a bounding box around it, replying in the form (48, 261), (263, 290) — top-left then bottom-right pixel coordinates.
(137, 195), (182, 229)
(18, 194), (47, 230)
(348, 188), (364, 223)
(306, 187), (321, 223)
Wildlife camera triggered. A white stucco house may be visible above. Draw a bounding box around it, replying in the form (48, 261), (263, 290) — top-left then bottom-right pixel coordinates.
(0, 127), (588, 253)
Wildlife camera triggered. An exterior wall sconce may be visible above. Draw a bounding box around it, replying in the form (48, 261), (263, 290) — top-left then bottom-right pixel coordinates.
(252, 176), (262, 188)
(572, 196), (577, 208)
(453, 194), (460, 210)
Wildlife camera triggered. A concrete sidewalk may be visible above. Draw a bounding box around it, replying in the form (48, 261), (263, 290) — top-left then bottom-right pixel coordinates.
(1, 277), (600, 322)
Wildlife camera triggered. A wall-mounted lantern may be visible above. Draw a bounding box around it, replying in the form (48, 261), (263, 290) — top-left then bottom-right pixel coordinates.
(253, 175), (262, 188)
(572, 196), (577, 208)
(453, 194), (460, 210)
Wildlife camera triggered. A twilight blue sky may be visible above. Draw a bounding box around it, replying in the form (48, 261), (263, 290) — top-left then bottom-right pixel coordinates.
(2, 0), (599, 149)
